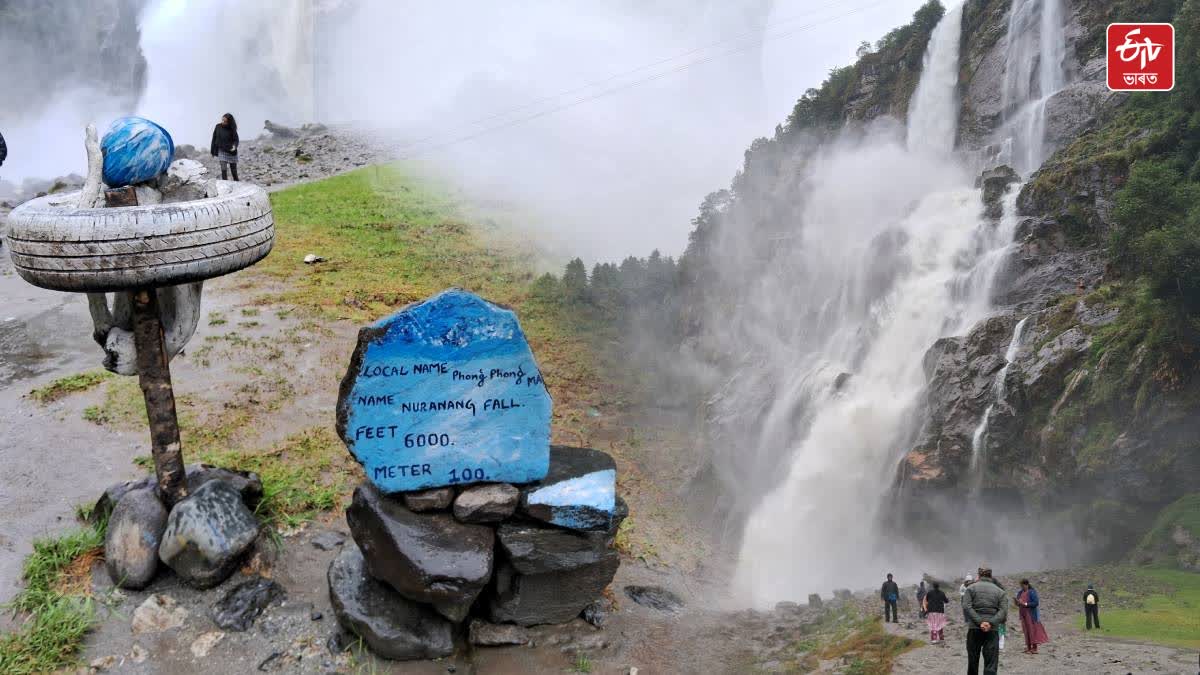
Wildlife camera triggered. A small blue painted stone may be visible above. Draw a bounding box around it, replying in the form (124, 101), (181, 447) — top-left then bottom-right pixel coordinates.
(337, 288), (553, 493)
(520, 446), (617, 531)
(100, 116), (175, 187)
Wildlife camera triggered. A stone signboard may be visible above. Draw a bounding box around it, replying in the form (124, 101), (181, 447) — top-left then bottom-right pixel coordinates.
(337, 289), (552, 493)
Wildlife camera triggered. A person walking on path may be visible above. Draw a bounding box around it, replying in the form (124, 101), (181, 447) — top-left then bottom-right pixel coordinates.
(916, 580), (928, 619)
(210, 113), (239, 181)
(962, 566), (1007, 675)
(1016, 578), (1049, 654)
(922, 581), (949, 642)
(881, 573), (900, 623)
(1084, 583), (1101, 629)
(1, 129), (7, 167)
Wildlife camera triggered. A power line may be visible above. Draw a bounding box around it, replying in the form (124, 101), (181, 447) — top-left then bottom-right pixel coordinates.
(398, 0), (891, 160)
(392, 0), (879, 152)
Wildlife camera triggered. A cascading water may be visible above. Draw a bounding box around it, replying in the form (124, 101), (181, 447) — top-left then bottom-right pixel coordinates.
(724, 4), (1040, 603)
(906, 5), (964, 155)
(997, 0), (1067, 175)
(968, 315), (1029, 491)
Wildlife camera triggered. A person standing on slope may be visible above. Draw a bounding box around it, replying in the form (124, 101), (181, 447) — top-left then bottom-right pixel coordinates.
(0, 129), (7, 167)
(1083, 583), (1101, 630)
(210, 113), (239, 181)
(922, 581), (950, 642)
(916, 580), (928, 619)
(962, 566), (1007, 675)
(1017, 578), (1049, 654)
(881, 573), (900, 623)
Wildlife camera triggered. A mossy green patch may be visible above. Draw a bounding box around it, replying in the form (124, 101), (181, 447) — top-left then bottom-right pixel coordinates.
(0, 525), (104, 674)
(28, 370), (113, 403)
(1081, 567), (1200, 648)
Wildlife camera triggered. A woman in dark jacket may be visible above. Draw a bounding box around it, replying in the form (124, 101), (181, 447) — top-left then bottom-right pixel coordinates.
(210, 113), (239, 181)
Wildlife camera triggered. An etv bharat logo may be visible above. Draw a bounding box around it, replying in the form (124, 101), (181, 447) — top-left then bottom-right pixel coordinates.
(1107, 23), (1174, 91)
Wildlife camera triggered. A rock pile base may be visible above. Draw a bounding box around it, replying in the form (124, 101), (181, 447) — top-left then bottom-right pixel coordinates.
(329, 445), (625, 660)
(98, 466), (263, 591)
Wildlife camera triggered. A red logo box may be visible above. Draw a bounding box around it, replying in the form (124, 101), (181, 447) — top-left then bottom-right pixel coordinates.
(1107, 23), (1175, 91)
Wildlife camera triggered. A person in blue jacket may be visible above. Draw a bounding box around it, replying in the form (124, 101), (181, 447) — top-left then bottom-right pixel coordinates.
(881, 573), (900, 623)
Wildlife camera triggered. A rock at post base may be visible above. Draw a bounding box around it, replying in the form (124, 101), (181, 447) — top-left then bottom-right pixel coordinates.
(402, 487), (455, 512)
(520, 446), (617, 531)
(469, 619), (530, 646)
(210, 577), (285, 631)
(104, 488), (168, 589)
(158, 480), (260, 589)
(453, 483), (519, 523)
(346, 482), (493, 617)
(336, 288), (553, 493)
(488, 552), (619, 626)
(327, 545), (454, 661)
(91, 463), (261, 526)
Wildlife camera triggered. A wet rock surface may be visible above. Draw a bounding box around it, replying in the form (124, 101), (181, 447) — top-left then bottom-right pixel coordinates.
(402, 487), (455, 512)
(327, 545), (454, 661)
(210, 577), (285, 632)
(104, 487), (167, 590)
(489, 553), (619, 626)
(453, 483), (519, 523)
(497, 522), (612, 574)
(346, 482), (494, 608)
(624, 585), (685, 613)
(158, 480), (261, 589)
(468, 619), (530, 646)
(521, 446), (617, 531)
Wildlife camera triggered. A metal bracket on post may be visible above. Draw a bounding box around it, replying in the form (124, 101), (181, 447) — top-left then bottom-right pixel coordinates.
(131, 288), (189, 505)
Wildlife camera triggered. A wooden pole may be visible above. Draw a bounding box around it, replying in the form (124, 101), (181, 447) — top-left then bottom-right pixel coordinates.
(131, 288), (189, 505)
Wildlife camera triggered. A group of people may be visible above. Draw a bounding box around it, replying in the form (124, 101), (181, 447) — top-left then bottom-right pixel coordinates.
(885, 567), (1100, 675)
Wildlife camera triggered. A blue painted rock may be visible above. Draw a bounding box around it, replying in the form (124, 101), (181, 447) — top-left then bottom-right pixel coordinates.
(336, 288), (553, 493)
(520, 446), (617, 531)
(101, 116), (175, 186)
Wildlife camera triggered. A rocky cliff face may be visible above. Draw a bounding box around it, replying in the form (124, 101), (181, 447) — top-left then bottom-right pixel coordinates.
(895, 0), (1200, 561)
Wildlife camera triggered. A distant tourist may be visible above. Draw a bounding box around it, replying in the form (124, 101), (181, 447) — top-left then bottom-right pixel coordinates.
(916, 580), (927, 618)
(210, 113), (240, 181)
(1016, 578), (1049, 654)
(881, 573), (900, 623)
(962, 566), (1007, 675)
(922, 581), (949, 642)
(991, 576), (1007, 651)
(0, 129), (7, 166)
(959, 572), (974, 597)
(1083, 583), (1101, 629)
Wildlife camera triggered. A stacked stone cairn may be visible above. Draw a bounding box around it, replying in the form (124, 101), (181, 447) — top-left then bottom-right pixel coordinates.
(329, 446), (624, 660)
(326, 288), (623, 660)
(97, 464), (263, 590)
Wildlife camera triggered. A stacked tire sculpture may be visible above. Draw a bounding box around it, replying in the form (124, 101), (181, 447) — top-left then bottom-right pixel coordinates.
(4, 182), (274, 293)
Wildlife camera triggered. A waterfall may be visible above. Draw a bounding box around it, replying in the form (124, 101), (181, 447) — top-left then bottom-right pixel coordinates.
(997, 0), (1067, 175)
(137, 0), (316, 141)
(968, 315), (1029, 486)
(726, 4), (1027, 603)
(906, 4), (964, 155)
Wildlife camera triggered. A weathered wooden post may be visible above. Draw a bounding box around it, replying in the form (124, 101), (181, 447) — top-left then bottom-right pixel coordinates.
(131, 288), (188, 504)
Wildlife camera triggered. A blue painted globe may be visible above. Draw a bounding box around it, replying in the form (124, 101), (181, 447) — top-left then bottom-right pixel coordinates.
(100, 117), (175, 187)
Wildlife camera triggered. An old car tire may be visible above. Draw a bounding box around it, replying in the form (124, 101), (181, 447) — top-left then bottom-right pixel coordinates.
(4, 181), (274, 292)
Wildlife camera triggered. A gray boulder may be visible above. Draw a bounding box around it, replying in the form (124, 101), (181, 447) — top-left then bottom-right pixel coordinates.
(91, 463), (261, 526)
(346, 483), (493, 617)
(496, 522), (611, 574)
(453, 483), (519, 523)
(488, 552), (619, 626)
(807, 593), (823, 609)
(327, 545), (454, 661)
(104, 488), (168, 589)
(402, 487), (455, 512)
(468, 619), (530, 647)
(624, 585), (684, 612)
(158, 480), (260, 589)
